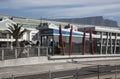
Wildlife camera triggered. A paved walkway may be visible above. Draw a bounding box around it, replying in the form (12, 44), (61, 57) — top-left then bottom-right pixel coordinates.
(0, 59), (120, 78)
(83, 73), (120, 79)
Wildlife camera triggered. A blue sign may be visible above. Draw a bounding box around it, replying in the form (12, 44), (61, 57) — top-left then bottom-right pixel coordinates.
(41, 29), (53, 35)
(40, 29), (88, 37)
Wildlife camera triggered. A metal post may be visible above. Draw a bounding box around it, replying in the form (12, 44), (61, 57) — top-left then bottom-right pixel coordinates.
(38, 46), (40, 56)
(52, 36), (54, 56)
(37, 30), (41, 56)
(11, 36), (13, 50)
(105, 32), (109, 54)
(89, 28), (94, 55)
(100, 32), (103, 54)
(98, 65), (100, 79)
(7, 34), (9, 47)
(69, 26), (73, 55)
(59, 25), (65, 55)
(41, 36), (42, 46)
(46, 36), (49, 56)
(76, 68), (79, 79)
(110, 33), (113, 54)
(38, 31), (40, 46)
(115, 65), (117, 79)
(2, 49), (4, 60)
(49, 70), (52, 79)
(46, 47), (48, 56)
(40, 47), (41, 56)
(27, 47), (29, 57)
(82, 28), (86, 55)
(114, 33), (117, 54)
(15, 49), (17, 59)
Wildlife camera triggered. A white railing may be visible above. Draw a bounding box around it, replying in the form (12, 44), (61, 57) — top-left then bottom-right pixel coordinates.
(0, 46), (49, 60)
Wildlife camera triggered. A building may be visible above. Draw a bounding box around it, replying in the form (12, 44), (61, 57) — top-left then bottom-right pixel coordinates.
(37, 22), (120, 55)
(0, 18), (39, 47)
(0, 15), (120, 56)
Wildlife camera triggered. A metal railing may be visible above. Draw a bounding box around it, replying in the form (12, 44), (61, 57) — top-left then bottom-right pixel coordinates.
(0, 46), (49, 60)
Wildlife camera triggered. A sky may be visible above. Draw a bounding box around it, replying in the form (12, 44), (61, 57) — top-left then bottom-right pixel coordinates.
(0, 0), (120, 25)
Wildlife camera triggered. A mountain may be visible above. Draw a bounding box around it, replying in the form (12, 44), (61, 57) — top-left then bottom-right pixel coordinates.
(104, 16), (120, 26)
(49, 16), (118, 27)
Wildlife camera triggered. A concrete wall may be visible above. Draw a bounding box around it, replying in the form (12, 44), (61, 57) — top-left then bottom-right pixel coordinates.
(0, 56), (69, 67)
(1, 54), (120, 68)
(0, 57), (48, 67)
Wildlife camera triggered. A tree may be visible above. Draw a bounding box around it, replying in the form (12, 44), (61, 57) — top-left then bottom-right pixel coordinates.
(6, 23), (27, 47)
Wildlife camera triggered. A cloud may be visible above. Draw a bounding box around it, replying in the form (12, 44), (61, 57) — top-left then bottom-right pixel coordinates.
(24, 3), (120, 18)
(0, 0), (120, 19)
(0, 0), (120, 9)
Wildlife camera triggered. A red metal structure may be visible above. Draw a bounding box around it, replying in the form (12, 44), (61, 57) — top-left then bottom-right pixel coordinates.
(69, 26), (73, 55)
(89, 28), (94, 55)
(82, 28), (86, 55)
(59, 25), (65, 55)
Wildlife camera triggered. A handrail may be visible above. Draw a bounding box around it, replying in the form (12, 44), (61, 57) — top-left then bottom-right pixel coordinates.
(0, 46), (49, 61)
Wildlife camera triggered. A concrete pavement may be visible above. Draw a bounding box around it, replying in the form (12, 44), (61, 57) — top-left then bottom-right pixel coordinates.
(0, 62), (91, 78)
(0, 59), (120, 78)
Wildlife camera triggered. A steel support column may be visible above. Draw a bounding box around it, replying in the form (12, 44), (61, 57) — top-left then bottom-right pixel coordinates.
(7, 34), (9, 47)
(59, 25), (65, 55)
(82, 28), (86, 55)
(100, 32), (103, 54)
(69, 26), (73, 55)
(52, 35), (55, 56)
(105, 32), (109, 54)
(89, 28), (94, 55)
(110, 33), (113, 54)
(114, 33), (117, 54)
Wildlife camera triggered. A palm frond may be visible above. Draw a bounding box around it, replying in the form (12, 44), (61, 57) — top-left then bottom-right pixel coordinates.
(19, 29), (27, 38)
(6, 23), (27, 40)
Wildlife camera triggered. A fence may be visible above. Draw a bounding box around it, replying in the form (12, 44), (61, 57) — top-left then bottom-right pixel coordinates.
(1, 65), (120, 79)
(0, 46), (49, 60)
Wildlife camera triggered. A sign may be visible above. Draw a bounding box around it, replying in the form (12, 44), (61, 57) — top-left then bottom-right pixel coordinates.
(40, 29), (53, 35)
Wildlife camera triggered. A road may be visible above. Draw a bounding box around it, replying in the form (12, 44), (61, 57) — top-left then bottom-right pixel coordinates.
(6, 65), (120, 79)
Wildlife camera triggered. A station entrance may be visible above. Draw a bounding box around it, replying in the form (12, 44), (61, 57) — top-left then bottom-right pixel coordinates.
(38, 26), (91, 56)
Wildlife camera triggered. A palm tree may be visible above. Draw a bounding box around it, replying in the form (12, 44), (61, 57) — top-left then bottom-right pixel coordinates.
(6, 23), (27, 47)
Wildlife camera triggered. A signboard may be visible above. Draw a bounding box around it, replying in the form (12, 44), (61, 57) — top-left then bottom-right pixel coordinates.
(40, 29), (53, 35)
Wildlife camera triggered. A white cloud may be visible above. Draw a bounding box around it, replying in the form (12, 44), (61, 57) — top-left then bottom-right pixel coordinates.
(0, 0), (120, 9)
(24, 3), (120, 18)
(0, 0), (120, 19)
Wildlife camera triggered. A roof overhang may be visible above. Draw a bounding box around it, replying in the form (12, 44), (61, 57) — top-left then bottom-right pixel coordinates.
(93, 27), (120, 33)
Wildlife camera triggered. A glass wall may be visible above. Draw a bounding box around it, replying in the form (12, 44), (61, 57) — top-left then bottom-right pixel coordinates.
(40, 29), (120, 55)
